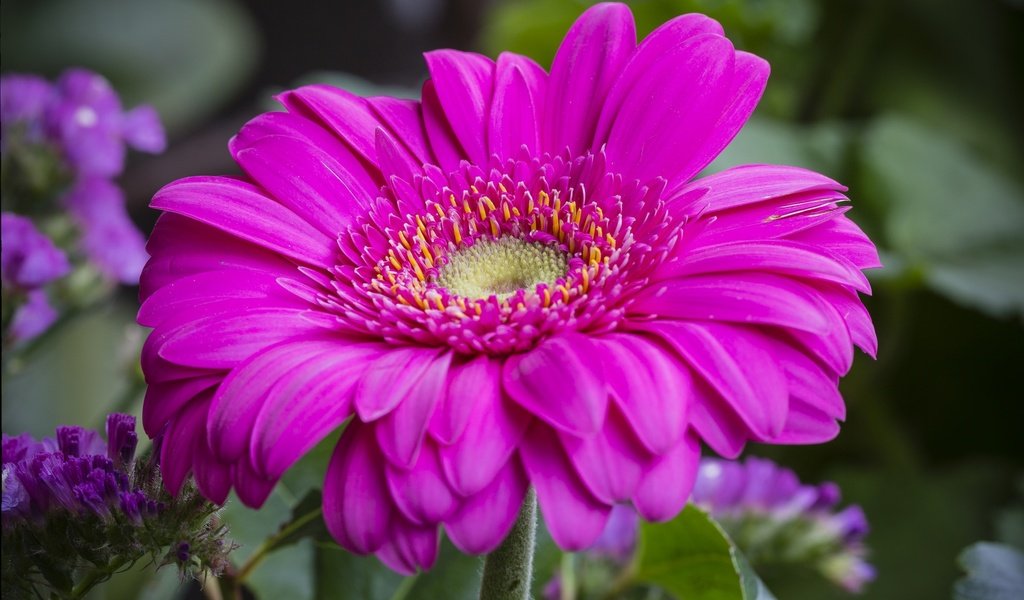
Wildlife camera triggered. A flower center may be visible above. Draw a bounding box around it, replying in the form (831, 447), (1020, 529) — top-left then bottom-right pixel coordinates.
(436, 237), (568, 300)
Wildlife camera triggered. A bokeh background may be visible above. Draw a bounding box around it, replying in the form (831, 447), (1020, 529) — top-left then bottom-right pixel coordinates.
(2, 1), (1022, 598)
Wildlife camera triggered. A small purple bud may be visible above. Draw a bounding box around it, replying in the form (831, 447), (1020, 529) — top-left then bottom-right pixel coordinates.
(813, 482), (841, 510)
(105, 413), (138, 467)
(176, 541), (191, 563)
(833, 505), (869, 542)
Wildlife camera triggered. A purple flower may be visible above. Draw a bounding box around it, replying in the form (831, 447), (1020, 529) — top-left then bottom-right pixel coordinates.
(1, 414), (155, 526)
(8, 289), (59, 343)
(0, 74), (53, 145)
(44, 69), (165, 177)
(1, 213), (70, 289)
(62, 177), (149, 284)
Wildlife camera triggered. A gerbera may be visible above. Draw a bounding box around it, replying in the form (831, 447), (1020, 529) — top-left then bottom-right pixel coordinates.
(139, 2), (878, 574)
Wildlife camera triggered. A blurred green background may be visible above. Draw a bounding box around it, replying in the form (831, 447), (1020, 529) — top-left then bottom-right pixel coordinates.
(2, 0), (1022, 599)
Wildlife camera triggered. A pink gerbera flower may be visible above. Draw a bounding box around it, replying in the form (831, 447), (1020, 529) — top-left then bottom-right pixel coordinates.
(139, 3), (878, 574)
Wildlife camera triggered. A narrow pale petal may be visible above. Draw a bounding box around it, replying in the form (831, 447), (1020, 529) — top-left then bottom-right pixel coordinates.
(375, 350), (452, 467)
(355, 347), (447, 422)
(429, 354), (498, 445)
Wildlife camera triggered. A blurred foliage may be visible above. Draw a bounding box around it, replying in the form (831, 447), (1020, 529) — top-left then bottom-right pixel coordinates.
(0, 0), (260, 134)
(953, 542), (1024, 600)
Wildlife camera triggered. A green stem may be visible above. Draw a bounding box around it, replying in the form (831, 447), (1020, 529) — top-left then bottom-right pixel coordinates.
(69, 557), (128, 599)
(559, 552), (576, 600)
(235, 507), (324, 583)
(479, 488), (537, 600)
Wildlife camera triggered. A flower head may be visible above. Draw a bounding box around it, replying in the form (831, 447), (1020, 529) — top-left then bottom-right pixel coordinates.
(1, 414), (233, 596)
(1, 213), (70, 343)
(140, 3), (878, 574)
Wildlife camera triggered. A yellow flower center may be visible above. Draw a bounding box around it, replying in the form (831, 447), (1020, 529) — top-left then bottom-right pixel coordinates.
(436, 237), (567, 300)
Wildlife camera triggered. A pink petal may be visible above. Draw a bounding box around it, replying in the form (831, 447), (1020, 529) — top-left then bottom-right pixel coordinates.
(689, 399), (749, 459)
(157, 308), (328, 369)
(429, 354), (498, 445)
(643, 321), (788, 438)
(660, 240), (870, 293)
(765, 398), (840, 444)
(503, 333), (608, 436)
(375, 350), (452, 467)
(151, 177), (335, 268)
(630, 273), (832, 334)
(444, 458), (528, 554)
(593, 13), (725, 144)
(562, 404), (652, 504)
(138, 269), (308, 329)
(234, 456), (278, 508)
(230, 110), (379, 197)
(386, 442), (457, 525)
(632, 432), (701, 521)
(489, 53), (545, 159)
(159, 396), (206, 495)
(206, 337), (344, 461)
(597, 333), (690, 454)
(323, 422), (395, 554)
(368, 97), (431, 167)
(520, 424), (611, 550)
(376, 521), (439, 575)
(354, 346), (446, 422)
(439, 388), (530, 497)
(674, 164), (843, 214)
(278, 85), (384, 176)
(543, 2), (635, 155)
(250, 344), (381, 478)
(604, 33), (738, 187)
(234, 134), (373, 235)
(423, 50), (495, 166)
(140, 214), (295, 301)
(142, 374), (220, 438)
(421, 80), (465, 172)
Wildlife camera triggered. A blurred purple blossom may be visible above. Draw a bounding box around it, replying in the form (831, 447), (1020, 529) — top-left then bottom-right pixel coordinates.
(63, 177), (149, 284)
(0, 212), (70, 289)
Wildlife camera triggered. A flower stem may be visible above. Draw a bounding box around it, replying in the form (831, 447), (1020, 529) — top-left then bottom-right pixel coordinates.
(479, 488), (537, 600)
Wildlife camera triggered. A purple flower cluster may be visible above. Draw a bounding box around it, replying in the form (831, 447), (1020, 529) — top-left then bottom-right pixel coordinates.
(1, 414), (159, 527)
(0, 213), (70, 341)
(0, 68), (165, 296)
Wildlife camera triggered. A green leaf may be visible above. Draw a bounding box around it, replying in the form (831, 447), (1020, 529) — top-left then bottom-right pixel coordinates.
(314, 545), (406, 600)
(635, 504), (776, 600)
(709, 117), (850, 176)
(862, 115), (1024, 316)
(954, 543), (1024, 600)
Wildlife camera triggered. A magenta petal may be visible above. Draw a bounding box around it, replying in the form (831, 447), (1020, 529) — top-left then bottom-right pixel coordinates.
(375, 351), (452, 467)
(376, 521), (439, 575)
(386, 442), (457, 525)
(562, 405), (652, 504)
(767, 398), (840, 444)
(355, 346), (446, 422)
(157, 308), (328, 369)
(631, 273), (831, 334)
(674, 164), (843, 214)
(690, 400), (749, 459)
(543, 2), (635, 155)
(142, 375), (220, 438)
(138, 269), (307, 329)
(151, 177), (335, 268)
(206, 337), (342, 461)
(644, 321), (788, 438)
(520, 424), (611, 550)
(593, 13), (725, 144)
(660, 240), (870, 293)
(503, 333), (608, 436)
(439, 388), (530, 497)
(234, 134), (372, 235)
(421, 79), (465, 172)
(278, 85), (383, 174)
(323, 422), (395, 554)
(159, 397), (205, 495)
(632, 432), (701, 521)
(250, 344), (380, 478)
(423, 50), (495, 166)
(194, 444), (233, 505)
(429, 354), (498, 445)
(234, 457), (277, 508)
(597, 333), (689, 454)
(489, 53), (544, 159)
(444, 458), (528, 554)
(368, 97), (431, 167)
(605, 33), (737, 186)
